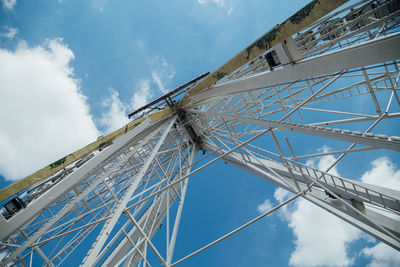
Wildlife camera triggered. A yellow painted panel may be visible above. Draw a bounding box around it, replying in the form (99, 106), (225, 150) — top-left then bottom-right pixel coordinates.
(183, 0), (348, 101)
(0, 109), (174, 202)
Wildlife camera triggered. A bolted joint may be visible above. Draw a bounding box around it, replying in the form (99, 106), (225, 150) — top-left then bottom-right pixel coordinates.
(175, 108), (204, 149)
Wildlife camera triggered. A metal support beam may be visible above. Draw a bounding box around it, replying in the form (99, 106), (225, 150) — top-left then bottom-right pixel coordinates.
(80, 116), (177, 266)
(191, 110), (400, 152)
(191, 33), (400, 102)
(207, 143), (400, 250)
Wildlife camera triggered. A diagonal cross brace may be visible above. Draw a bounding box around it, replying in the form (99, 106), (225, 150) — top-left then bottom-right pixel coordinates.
(80, 115), (177, 267)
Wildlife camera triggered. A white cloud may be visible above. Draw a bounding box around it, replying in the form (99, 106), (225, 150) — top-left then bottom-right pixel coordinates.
(257, 198), (273, 213)
(151, 57), (175, 94)
(197, 0), (233, 15)
(0, 26), (18, 39)
(1, 0), (16, 10)
(362, 242), (400, 267)
(131, 79), (152, 110)
(0, 38), (100, 181)
(360, 157), (400, 190)
(152, 72), (166, 93)
(92, 0), (106, 11)
(273, 187), (292, 220)
(305, 146), (339, 176)
(288, 198), (361, 267)
(100, 89), (130, 134)
(359, 157), (400, 266)
(263, 153), (362, 266)
(271, 188), (361, 267)
(100, 56), (174, 131)
(227, 5), (233, 16)
(100, 78), (154, 133)
(259, 148), (400, 266)
(135, 39), (145, 50)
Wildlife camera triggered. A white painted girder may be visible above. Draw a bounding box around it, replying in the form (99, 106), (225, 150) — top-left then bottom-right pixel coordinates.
(190, 32), (400, 102)
(81, 116), (177, 267)
(191, 110), (400, 152)
(0, 121), (161, 263)
(0, 117), (164, 266)
(102, 145), (197, 266)
(208, 144), (400, 250)
(1, 2), (399, 265)
(204, 142), (400, 212)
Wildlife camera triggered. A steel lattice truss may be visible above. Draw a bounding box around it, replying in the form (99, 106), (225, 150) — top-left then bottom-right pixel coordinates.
(1, 0), (400, 266)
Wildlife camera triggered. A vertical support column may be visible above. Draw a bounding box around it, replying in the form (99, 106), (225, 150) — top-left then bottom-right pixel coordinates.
(81, 115), (177, 267)
(166, 145), (198, 265)
(0, 117), (155, 267)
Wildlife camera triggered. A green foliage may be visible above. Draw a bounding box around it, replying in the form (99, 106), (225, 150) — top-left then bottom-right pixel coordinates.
(49, 156), (67, 168)
(98, 140), (113, 151)
(289, 0), (317, 24)
(213, 71), (227, 80)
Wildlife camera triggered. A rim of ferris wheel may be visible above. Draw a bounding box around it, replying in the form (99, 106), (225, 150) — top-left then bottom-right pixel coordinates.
(0, 0), (348, 204)
(2, 1), (400, 266)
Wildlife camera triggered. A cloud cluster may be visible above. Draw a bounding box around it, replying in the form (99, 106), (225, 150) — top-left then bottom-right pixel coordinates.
(362, 242), (400, 267)
(0, 33), (176, 181)
(305, 145), (339, 176)
(98, 79), (152, 134)
(100, 56), (175, 133)
(257, 198), (273, 213)
(0, 37), (175, 183)
(1, 0), (16, 10)
(287, 198), (361, 266)
(0, 26), (18, 39)
(277, 153), (361, 266)
(258, 150), (400, 266)
(0, 38), (100, 181)
(360, 157), (400, 189)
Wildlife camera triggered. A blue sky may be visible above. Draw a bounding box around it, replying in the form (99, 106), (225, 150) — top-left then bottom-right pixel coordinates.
(1, 0), (400, 266)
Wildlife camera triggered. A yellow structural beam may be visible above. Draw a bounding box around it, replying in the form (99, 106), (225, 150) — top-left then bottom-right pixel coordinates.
(181, 0), (348, 106)
(0, 109), (173, 202)
(0, 0), (348, 203)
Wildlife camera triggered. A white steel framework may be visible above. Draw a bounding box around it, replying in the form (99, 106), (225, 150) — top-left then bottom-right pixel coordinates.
(1, 0), (400, 266)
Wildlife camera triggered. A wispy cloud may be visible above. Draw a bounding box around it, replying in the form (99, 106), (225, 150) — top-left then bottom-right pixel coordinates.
(99, 56), (174, 133)
(0, 26), (18, 39)
(131, 79), (152, 110)
(257, 198), (273, 213)
(151, 57), (175, 94)
(305, 146), (339, 176)
(1, 0), (16, 10)
(99, 79), (152, 134)
(92, 0), (106, 11)
(100, 89), (130, 134)
(197, 0), (234, 15)
(135, 39), (146, 50)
